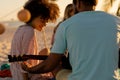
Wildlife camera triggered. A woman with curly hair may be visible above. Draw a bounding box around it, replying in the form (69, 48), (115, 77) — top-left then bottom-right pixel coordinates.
(10, 0), (59, 80)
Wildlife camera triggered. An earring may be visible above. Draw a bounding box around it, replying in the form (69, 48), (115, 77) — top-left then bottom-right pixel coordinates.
(17, 9), (31, 22)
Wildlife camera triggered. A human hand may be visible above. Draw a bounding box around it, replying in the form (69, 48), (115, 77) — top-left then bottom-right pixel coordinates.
(21, 62), (30, 72)
(39, 48), (50, 55)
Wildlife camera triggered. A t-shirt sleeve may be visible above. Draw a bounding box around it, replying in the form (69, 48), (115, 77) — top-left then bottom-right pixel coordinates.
(51, 23), (67, 54)
(21, 28), (35, 54)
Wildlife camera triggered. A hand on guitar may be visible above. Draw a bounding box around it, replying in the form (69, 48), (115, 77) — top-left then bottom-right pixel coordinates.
(21, 62), (30, 72)
(39, 48), (50, 55)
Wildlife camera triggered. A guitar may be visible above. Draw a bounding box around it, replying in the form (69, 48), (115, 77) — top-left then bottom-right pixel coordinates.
(8, 55), (48, 62)
(8, 54), (72, 70)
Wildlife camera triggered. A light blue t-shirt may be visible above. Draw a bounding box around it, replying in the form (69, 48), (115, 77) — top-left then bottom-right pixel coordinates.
(51, 11), (120, 80)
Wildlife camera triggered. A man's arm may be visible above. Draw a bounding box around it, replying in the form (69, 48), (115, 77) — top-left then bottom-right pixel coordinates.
(21, 53), (63, 74)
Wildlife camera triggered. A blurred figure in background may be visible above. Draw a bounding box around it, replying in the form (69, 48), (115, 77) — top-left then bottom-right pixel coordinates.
(96, 0), (120, 16)
(51, 3), (74, 78)
(51, 3), (75, 45)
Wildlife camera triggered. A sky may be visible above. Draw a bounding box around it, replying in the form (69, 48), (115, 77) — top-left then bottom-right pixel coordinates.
(0, 0), (119, 21)
(0, 0), (72, 21)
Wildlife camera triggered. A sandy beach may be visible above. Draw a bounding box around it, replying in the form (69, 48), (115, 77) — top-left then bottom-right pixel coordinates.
(0, 26), (17, 64)
(0, 22), (55, 79)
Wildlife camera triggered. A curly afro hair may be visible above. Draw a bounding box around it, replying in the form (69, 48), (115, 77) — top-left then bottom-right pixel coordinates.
(24, 0), (60, 23)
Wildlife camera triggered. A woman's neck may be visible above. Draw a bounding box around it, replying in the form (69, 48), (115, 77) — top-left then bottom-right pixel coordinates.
(81, 6), (95, 12)
(27, 22), (35, 28)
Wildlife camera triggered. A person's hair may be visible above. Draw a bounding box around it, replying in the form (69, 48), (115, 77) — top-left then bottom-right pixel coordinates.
(24, 0), (60, 23)
(73, 0), (97, 6)
(63, 4), (74, 21)
(73, 0), (78, 5)
(54, 4), (75, 35)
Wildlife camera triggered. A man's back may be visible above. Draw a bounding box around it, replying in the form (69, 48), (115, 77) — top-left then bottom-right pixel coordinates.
(55, 11), (120, 80)
(20, 0), (120, 80)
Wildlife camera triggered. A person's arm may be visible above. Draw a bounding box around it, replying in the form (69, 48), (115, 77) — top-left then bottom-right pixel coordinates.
(21, 53), (63, 74)
(22, 27), (35, 80)
(21, 21), (67, 74)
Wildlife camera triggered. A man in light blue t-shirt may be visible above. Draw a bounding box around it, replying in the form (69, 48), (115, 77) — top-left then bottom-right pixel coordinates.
(21, 0), (120, 80)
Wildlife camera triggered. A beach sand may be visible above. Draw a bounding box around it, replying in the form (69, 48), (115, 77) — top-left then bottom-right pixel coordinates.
(0, 27), (17, 64)
(0, 24), (54, 79)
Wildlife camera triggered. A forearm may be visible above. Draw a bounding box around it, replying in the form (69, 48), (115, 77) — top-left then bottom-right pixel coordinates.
(22, 53), (63, 74)
(27, 61), (52, 74)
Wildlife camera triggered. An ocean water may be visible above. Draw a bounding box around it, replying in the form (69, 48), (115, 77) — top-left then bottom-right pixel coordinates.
(1, 17), (62, 28)
(1, 21), (24, 28)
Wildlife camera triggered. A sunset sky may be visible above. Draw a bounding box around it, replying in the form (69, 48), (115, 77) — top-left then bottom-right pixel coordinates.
(0, 0), (119, 21)
(0, 0), (72, 21)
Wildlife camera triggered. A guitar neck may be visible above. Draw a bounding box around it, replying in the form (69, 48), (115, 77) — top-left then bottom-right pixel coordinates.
(8, 55), (48, 62)
(24, 55), (48, 60)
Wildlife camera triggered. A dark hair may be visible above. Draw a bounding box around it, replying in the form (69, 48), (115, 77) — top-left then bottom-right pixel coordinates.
(73, 0), (97, 6)
(24, 0), (60, 23)
(73, 0), (78, 5)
